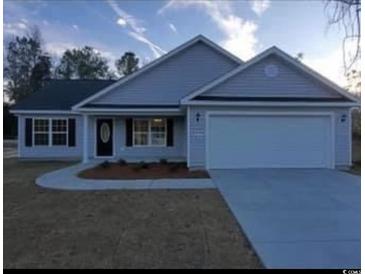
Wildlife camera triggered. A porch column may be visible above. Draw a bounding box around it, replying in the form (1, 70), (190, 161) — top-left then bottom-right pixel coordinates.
(82, 114), (89, 163)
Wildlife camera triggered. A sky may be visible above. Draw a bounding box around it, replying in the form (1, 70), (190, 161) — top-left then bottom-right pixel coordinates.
(4, 0), (350, 86)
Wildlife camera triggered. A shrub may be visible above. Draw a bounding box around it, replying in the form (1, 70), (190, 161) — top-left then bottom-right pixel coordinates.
(118, 158), (127, 166)
(138, 161), (149, 169)
(169, 163), (180, 172)
(159, 158), (168, 165)
(99, 160), (110, 169)
(352, 109), (361, 139)
(133, 165), (141, 172)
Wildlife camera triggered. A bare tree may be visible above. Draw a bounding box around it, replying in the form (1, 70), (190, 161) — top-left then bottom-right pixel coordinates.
(325, 0), (361, 71)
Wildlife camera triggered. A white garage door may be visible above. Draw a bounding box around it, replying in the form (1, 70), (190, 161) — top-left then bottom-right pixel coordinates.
(207, 113), (334, 169)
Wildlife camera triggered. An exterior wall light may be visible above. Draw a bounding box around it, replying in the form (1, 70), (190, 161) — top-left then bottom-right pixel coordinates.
(196, 112), (201, 122)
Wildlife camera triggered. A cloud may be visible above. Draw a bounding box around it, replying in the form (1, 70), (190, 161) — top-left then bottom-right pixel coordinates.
(4, 21), (29, 36)
(3, 0), (123, 75)
(304, 39), (360, 87)
(304, 48), (346, 86)
(168, 23), (177, 33)
(45, 42), (77, 57)
(158, 1), (258, 60)
(107, 0), (146, 33)
(128, 31), (166, 58)
(116, 18), (127, 26)
(107, 0), (165, 58)
(249, 0), (271, 16)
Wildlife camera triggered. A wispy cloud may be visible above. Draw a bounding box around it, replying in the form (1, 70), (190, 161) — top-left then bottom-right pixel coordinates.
(168, 23), (178, 33)
(4, 21), (28, 36)
(249, 0), (271, 16)
(116, 18), (127, 26)
(128, 31), (165, 58)
(107, 0), (165, 58)
(45, 42), (78, 57)
(304, 40), (359, 87)
(158, 0), (258, 60)
(3, 0), (123, 75)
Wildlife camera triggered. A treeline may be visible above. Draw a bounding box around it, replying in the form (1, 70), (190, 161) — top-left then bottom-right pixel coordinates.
(4, 27), (139, 104)
(3, 26), (140, 139)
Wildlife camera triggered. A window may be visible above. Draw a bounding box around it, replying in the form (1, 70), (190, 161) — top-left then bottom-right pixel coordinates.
(133, 118), (166, 146)
(150, 119), (166, 146)
(52, 119), (67, 146)
(133, 120), (149, 146)
(34, 119), (49, 146)
(33, 118), (68, 146)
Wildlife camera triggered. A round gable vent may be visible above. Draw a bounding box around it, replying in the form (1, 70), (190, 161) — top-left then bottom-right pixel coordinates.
(264, 64), (279, 78)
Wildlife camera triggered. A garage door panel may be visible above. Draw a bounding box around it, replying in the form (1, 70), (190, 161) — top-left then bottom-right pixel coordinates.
(208, 115), (333, 169)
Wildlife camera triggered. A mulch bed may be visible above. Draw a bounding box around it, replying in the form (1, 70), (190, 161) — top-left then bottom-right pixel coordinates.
(78, 162), (210, 180)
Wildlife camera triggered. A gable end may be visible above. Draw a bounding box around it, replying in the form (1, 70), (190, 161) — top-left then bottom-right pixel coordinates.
(182, 47), (359, 104)
(73, 35), (243, 109)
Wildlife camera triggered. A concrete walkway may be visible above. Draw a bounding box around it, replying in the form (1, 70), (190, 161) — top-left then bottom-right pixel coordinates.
(36, 163), (215, 190)
(210, 169), (360, 269)
(4, 140), (17, 159)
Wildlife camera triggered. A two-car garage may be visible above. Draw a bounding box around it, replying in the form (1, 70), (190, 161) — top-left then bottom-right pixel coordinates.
(206, 112), (335, 169)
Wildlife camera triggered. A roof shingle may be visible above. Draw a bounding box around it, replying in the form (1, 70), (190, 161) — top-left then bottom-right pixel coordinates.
(12, 79), (116, 110)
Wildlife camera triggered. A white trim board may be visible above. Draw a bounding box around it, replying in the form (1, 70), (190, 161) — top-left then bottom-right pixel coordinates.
(186, 106), (191, 168)
(181, 46), (360, 104)
(72, 35), (243, 110)
(183, 100), (359, 107)
(348, 108), (353, 167)
(11, 110), (77, 115)
(77, 108), (183, 113)
(132, 118), (167, 147)
(204, 111), (336, 170)
(30, 117), (69, 147)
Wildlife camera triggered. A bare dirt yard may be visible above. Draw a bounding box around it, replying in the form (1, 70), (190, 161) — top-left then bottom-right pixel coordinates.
(4, 159), (261, 269)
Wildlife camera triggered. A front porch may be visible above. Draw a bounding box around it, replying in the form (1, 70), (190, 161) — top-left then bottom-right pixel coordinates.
(81, 113), (187, 164)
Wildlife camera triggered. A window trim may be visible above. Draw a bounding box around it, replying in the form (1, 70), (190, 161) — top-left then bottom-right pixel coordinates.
(32, 117), (68, 147)
(33, 118), (50, 147)
(132, 118), (167, 147)
(51, 118), (68, 146)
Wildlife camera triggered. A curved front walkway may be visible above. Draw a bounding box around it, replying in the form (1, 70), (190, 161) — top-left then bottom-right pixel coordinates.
(36, 163), (215, 190)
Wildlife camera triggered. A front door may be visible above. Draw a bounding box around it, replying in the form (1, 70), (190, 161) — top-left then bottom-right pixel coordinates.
(96, 118), (113, 157)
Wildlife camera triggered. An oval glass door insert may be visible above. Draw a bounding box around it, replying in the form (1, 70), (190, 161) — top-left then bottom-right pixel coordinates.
(100, 123), (111, 143)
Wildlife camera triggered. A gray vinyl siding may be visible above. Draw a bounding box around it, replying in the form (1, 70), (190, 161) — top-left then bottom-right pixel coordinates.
(188, 106), (351, 169)
(86, 116), (186, 161)
(18, 115), (186, 161)
(202, 55), (342, 98)
(91, 41), (238, 105)
(18, 114), (83, 159)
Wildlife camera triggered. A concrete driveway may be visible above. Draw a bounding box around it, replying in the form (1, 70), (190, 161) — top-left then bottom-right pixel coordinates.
(210, 169), (360, 269)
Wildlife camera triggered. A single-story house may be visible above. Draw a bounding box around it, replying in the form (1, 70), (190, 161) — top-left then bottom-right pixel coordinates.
(11, 35), (359, 170)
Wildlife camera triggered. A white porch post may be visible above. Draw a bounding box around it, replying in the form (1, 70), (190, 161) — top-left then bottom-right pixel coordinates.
(82, 114), (89, 163)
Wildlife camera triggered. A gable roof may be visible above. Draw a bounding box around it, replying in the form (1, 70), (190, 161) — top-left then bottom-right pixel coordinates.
(11, 80), (116, 111)
(72, 35), (243, 110)
(181, 46), (359, 104)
